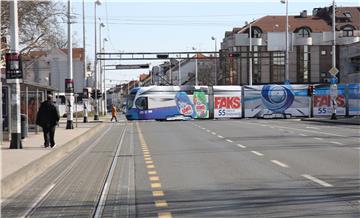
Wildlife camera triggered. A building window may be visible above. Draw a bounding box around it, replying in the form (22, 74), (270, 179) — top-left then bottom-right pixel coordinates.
(253, 46), (262, 84)
(321, 50), (327, 56)
(251, 27), (262, 38)
(271, 52), (285, 83)
(297, 45), (311, 83)
(344, 12), (352, 17)
(296, 27), (311, 37)
(343, 26), (354, 37)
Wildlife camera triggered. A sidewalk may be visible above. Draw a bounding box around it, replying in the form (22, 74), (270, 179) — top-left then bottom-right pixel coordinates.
(1, 115), (112, 200)
(301, 116), (360, 125)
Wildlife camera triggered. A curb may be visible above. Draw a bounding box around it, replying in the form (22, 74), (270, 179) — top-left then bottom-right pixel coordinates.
(1, 123), (107, 199)
(301, 118), (360, 125)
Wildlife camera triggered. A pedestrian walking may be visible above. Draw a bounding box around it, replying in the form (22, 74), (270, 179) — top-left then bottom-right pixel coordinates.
(36, 94), (60, 148)
(111, 104), (118, 122)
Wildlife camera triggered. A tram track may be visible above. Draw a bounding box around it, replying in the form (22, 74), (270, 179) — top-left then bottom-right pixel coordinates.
(93, 124), (128, 218)
(21, 125), (114, 218)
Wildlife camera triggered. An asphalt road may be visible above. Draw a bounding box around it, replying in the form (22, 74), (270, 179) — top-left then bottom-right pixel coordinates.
(1, 118), (359, 217)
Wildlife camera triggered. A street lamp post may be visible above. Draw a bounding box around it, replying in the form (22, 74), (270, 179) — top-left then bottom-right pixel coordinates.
(211, 36), (218, 85)
(281, 0), (289, 83)
(245, 22), (253, 86)
(192, 47), (198, 86)
(102, 38), (108, 114)
(82, 0), (88, 123)
(93, 0), (101, 120)
(99, 21), (105, 115)
(331, 0), (337, 120)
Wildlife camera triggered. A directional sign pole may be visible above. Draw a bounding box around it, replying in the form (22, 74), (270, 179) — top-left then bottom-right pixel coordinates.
(330, 0), (337, 120)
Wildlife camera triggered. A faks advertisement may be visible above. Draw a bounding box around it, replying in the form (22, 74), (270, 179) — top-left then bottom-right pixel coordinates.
(313, 85), (346, 116)
(213, 86), (242, 118)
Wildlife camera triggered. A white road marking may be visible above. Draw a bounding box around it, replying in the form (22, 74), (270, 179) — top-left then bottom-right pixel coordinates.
(261, 124), (268, 127)
(218, 135), (224, 138)
(302, 174), (333, 187)
(237, 144), (247, 148)
(251, 151), (264, 156)
(299, 133), (307, 137)
(206, 129), (211, 132)
(271, 160), (289, 168)
(226, 139), (233, 143)
(266, 124), (345, 137)
(330, 141), (344, 146)
(201, 127), (206, 130)
(306, 126), (320, 130)
(211, 132), (216, 135)
(314, 137), (324, 141)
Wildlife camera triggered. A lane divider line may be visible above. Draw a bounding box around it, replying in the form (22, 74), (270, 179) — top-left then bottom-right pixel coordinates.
(302, 174), (333, 187)
(151, 183), (162, 188)
(251, 151), (264, 156)
(136, 122), (172, 218)
(271, 160), (289, 168)
(330, 141), (344, 146)
(237, 144), (247, 148)
(150, 176), (160, 181)
(314, 137), (324, 141)
(155, 200), (168, 207)
(299, 133), (307, 137)
(211, 132), (217, 135)
(153, 191), (164, 197)
(226, 139), (233, 143)
(158, 212), (172, 218)
(218, 135), (224, 138)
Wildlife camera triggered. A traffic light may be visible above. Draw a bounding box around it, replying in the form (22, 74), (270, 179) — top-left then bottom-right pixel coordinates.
(307, 85), (314, 96)
(90, 90), (102, 98)
(228, 53), (240, 58)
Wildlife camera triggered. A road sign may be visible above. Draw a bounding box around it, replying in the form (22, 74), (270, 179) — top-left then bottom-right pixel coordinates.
(330, 77), (338, 84)
(329, 67), (339, 76)
(115, 64), (149, 70)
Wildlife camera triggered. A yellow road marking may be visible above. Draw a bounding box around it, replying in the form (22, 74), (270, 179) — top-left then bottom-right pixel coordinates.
(150, 176), (160, 181)
(145, 160), (154, 164)
(144, 157), (152, 161)
(147, 164), (155, 169)
(148, 171), (157, 175)
(155, 200), (168, 207)
(144, 154), (151, 158)
(158, 212), (172, 218)
(152, 190), (164, 197)
(151, 183), (162, 188)
(143, 151), (150, 155)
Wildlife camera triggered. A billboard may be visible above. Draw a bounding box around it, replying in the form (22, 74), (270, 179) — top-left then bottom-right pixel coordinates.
(313, 84), (346, 116)
(348, 84), (360, 116)
(244, 84), (310, 118)
(213, 86), (242, 118)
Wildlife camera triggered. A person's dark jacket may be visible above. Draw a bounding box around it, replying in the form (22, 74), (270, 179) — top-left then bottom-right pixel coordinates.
(36, 101), (60, 128)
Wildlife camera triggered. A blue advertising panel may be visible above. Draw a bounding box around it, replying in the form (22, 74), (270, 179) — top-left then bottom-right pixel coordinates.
(348, 84), (360, 116)
(244, 84), (310, 118)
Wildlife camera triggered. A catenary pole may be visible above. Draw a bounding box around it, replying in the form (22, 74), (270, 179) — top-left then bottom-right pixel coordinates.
(9, 0), (22, 148)
(66, 0), (74, 129)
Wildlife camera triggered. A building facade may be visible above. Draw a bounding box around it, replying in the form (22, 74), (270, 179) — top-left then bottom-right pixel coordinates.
(220, 6), (360, 85)
(22, 48), (86, 94)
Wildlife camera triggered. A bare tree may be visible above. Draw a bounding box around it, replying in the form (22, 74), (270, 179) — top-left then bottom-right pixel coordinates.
(1, 0), (67, 54)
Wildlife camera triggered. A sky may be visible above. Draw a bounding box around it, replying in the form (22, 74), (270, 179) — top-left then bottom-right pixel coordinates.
(68, 0), (358, 88)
